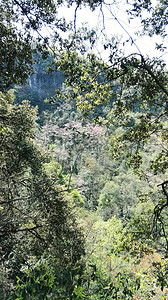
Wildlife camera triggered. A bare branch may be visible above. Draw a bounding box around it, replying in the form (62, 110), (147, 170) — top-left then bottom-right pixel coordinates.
(104, 3), (142, 55)
(152, 181), (168, 248)
(158, 180), (168, 201)
(74, 4), (80, 33)
(17, 225), (43, 232)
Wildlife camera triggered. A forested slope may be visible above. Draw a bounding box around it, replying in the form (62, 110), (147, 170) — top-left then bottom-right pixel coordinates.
(1, 0), (168, 299)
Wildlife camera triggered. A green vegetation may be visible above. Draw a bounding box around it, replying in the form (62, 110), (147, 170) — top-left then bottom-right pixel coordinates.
(1, 0), (168, 299)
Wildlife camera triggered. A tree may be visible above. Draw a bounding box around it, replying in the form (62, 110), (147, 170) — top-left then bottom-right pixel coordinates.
(1, 0), (168, 295)
(37, 103), (109, 209)
(0, 90), (84, 297)
(49, 0), (168, 244)
(129, 0), (168, 39)
(47, 0), (168, 168)
(0, 0), (107, 91)
(98, 172), (149, 221)
(0, 0), (68, 90)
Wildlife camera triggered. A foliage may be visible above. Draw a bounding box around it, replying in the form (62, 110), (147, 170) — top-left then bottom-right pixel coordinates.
(9, 257), (86, 300)
(128, 199), (155, 244)
(156, 258), (168, 293)
(0, 0), (105, 91)
(129, 0), (168, 40)
(1, 0), (168, 298)
(37, 106), (109, 209)
(0, 0), (58, 90)
(55, 47), (168, 175)
(98, 172), (149, 221)
(0, 91), (84, 297)
(49, 0), (168, 252)
(77, 210), (166, 299)
(46, 0), (168, 181)
(12, 259), (142, 300)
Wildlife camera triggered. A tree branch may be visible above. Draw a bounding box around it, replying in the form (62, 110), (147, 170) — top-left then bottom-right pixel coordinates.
(74, 4), (80, 33)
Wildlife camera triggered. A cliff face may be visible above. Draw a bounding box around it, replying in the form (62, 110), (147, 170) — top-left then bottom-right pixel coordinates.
(15, 57), (64, 112)
(28, 70), (64, 96)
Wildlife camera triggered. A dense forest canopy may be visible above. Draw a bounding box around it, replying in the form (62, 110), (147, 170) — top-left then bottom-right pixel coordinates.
(1, 0), (168, 299)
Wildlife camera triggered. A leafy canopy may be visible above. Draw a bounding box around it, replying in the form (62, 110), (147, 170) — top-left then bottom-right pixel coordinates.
(0, 91), (85, 298)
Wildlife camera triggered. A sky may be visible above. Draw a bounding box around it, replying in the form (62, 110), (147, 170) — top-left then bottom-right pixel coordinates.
(57, 1), (167, 63)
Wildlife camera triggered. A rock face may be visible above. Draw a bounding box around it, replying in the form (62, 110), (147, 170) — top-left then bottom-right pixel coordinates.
(28, 70), (64, 99)
(15, 57), (64, 112)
